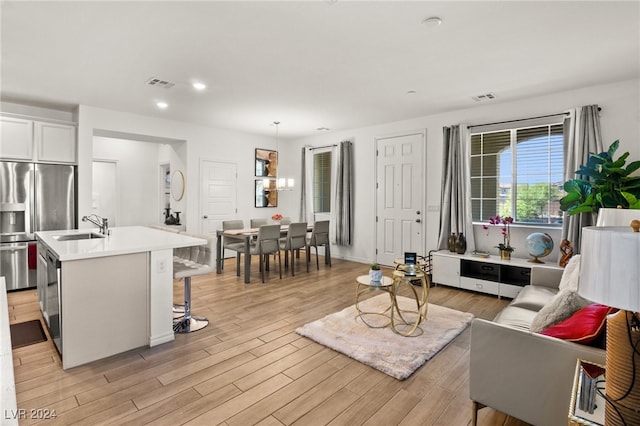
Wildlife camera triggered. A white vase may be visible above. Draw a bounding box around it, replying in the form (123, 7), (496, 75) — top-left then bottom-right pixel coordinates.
(369, 269), (382, 283)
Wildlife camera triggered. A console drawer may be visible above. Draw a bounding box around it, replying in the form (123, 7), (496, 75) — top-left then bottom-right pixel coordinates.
(460, 277), (499, 296)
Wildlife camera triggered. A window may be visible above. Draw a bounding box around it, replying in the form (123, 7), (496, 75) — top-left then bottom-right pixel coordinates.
(470, 123), (564, 224)
(313, 150), (332, 213)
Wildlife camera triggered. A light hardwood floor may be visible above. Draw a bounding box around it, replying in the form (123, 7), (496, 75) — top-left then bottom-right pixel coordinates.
(8, 257), (531, 425)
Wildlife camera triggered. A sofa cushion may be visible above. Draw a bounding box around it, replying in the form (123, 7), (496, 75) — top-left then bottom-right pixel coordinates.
(530, 289), (591, 333)
(509, 285), (558, 311)
(558, 254), (580, 291)
(540, 304), (616, 344)
(493, 306), (538, 331)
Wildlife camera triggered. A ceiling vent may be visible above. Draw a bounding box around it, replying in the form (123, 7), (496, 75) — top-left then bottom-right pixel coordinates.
(146, 77), (175, 89)
(472, 93), (496, 102)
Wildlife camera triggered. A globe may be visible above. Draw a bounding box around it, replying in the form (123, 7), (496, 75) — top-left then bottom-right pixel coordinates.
(525, 232), (554, 264)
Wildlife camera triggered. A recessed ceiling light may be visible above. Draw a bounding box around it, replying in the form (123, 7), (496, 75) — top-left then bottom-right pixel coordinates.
(156, 101), (169, 109)
(317, 127), (331, 131)
(422, 17), (442, 28)
(407, 90), (417, 95)
(192, 82), (206, 91)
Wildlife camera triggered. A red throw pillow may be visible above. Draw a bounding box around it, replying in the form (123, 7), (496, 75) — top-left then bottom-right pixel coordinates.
(540, 304), (616, 344)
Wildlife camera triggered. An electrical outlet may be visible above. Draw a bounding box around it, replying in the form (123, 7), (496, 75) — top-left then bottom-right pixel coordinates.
(157, 259), (167, 273)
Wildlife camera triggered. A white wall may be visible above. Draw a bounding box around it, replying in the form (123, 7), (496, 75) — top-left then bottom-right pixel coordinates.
(93, 136), (163, 226)
(289, 78), (640, 265)
(76, 105), (279, 233)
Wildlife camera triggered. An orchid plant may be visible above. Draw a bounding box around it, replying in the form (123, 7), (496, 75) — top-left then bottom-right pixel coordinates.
(483, 215), (514, 252)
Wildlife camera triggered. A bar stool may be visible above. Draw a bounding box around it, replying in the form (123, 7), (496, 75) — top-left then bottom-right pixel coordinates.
(172, 232), (215, 333)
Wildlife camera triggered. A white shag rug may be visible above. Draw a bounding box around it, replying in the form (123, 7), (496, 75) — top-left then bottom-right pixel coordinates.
(295, 294), (474, 380)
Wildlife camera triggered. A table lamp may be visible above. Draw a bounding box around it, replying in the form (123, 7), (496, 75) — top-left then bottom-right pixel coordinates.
(579, 220), (640, 425)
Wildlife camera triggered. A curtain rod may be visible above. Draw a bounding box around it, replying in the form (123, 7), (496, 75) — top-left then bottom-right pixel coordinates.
(309, 144), (338, 150)
(467, 107), (601, 129)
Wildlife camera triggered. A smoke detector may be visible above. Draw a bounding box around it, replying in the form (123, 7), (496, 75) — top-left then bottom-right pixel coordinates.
(146, 77), (175, 89)
(472, 93), (496, 102)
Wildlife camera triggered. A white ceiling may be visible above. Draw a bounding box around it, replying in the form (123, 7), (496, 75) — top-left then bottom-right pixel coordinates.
(1, 1), (639, 139)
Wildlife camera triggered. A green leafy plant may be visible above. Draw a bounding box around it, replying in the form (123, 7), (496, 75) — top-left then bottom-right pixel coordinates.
(369, 263), (380, 270)
(560, 140), (640, 215)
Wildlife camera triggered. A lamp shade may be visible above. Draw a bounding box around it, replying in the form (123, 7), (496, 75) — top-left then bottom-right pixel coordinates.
(579, 226), (640, 312)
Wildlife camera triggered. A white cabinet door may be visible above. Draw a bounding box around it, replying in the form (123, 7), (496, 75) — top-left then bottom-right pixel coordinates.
(432, 252), (460, 287)
(0, 116), (33, 160)
(35, 121), (76, 163)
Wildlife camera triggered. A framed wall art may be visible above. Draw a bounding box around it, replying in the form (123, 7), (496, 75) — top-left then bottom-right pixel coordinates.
(255, 148), (278, 178)
(255, 179), (278, 208)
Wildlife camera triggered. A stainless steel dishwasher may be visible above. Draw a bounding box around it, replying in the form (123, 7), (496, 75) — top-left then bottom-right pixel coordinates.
(45, 249), (62, 354)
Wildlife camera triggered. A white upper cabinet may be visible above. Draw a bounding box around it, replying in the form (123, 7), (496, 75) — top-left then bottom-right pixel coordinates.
(0, 115), (76, 164)
(34, 121), (76, 163)
(0, 116), (34, 160)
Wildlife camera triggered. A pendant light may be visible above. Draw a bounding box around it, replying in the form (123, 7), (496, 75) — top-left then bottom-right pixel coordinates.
(266, 121), (294, 191)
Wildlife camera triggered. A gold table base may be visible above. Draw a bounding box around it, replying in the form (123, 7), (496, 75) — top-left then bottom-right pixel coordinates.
(355, 267), (430, 337)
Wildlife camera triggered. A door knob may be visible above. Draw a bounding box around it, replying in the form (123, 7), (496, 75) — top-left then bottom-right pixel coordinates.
(416, 219), (421, 223)
(416, 210), (421, 215)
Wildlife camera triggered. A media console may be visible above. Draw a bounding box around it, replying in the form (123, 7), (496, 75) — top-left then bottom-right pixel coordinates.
(431, 250), (563, 299)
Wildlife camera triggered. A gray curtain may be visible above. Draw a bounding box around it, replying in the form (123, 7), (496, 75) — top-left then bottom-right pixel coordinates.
(437, 125), (474, 251)
(332, 140), (353, 245)
(561, 104), (603, 253)
(299, 147), (306, 222)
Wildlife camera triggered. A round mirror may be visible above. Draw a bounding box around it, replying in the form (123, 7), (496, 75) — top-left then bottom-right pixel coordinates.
(171, 170), (185, 201)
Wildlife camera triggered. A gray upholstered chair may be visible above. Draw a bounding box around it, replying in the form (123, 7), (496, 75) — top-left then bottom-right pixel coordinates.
(280, 222), (308, 276)
(172, 232), (216, 333)
(279, 217), (292, 225)
(306, 220), (331, 270)
(250, 218), (268, 228)
(222, 219), (245, 275)
(250, 224), (282, 282)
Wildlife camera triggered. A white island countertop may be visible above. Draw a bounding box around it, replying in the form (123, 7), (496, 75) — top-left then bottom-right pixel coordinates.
(36, 226), (206, 261)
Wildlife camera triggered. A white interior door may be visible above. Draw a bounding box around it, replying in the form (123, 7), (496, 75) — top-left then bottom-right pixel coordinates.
(200, 160), (237, 239)
(375, 132), (425, 266)
(92, 160), (117, 226)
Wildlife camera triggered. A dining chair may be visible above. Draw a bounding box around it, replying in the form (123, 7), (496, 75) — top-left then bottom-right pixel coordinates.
(250, 224), (282, 283)
(280, 217), (292, 225)
(280, 222), (308, 276)
(250, 218), (268, 228)
(307, 220), (331, 270)
(222, 219), (246, 275)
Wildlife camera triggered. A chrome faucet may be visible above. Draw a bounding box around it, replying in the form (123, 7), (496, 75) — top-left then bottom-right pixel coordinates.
(82, 214), (109, 235)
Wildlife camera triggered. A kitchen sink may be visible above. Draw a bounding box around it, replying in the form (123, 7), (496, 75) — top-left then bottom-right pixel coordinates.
(53, 232), (106, 241)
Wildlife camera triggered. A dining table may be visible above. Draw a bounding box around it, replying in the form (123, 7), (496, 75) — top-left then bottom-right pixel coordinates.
(215, 224), (312, 283)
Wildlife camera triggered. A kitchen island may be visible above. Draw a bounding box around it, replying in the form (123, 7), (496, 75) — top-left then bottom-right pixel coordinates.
(35, 226), (206, 369)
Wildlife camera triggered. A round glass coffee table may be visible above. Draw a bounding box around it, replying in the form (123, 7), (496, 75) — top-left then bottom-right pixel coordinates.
(355, 275), (394, 328)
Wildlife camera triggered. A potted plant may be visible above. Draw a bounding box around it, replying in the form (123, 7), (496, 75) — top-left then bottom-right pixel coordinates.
(483, 215), (514, 260)
(560, 140), (640, 215)
(369, 263), (382, 283)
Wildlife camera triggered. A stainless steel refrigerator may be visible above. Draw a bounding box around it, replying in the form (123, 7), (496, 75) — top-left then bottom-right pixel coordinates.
(1, 161), (76, 290)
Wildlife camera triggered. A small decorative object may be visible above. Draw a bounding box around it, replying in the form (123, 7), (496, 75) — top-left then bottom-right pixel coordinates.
(447, 233), (456, 252)
(455, 232), (467, 254)
(483, 215), (514, 259)
(271, 212), (283, 223)
(559, 239), (574, 267)
(525, 232), (554, 264)
(369, 263), (382, 283)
